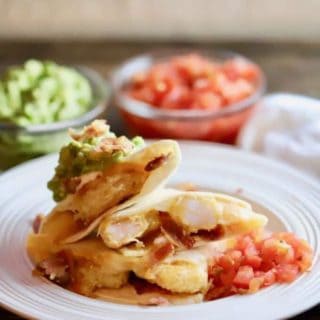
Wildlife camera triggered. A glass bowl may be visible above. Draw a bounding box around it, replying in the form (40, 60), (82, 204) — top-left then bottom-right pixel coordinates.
(0, 66), (110, 170)
(112, 48), (266, 143)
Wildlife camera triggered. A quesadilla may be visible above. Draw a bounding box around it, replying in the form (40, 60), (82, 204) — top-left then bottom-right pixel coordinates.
(39, 120), (181, 244)
(98, 188), (268, 249)
(27, 120), (313, 306)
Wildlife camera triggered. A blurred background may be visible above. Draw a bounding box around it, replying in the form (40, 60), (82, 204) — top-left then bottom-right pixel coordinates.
(0, 0), (320, 170)
(0, 0), (320, 172)
(1, 0), (319, 96)
(1, 0), (320, 42)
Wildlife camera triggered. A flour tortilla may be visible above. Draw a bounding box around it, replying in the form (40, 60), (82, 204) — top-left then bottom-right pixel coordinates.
(98, 188), (268, 249)
(39, 140), (181, 245)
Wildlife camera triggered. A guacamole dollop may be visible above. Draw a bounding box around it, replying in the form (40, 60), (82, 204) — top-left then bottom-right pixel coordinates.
(0, 59), (92, 125)
(47, 120), (145, 202)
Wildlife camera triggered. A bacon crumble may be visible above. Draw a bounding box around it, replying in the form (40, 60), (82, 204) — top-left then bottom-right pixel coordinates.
(69, 120), (109, 141)
(32, 214), (44, 234)
(149, 238), (175, 265)
(144, 154), (169, 172)
(38, 251), (73, 286)
(195, 225), (225, 241)
(158, 211), (195, 249)
(94, 136), (135, 154)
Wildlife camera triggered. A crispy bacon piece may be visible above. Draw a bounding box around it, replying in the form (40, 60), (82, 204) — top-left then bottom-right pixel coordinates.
(70, 119), (135, 155)
(38, 251), (73, 286)
(159, 211), (195, 249)
(205, 285), (232, 301)
(150, 240), (175, 264)
(117, 193), (135, 205)
(144, 154), (169, 172)
(140, 228), (162, 246)
(69, 120), (109, 141)
(32, 214), (44, 234)
(196, 224), (225, 241)
(94, 136), (135, 154)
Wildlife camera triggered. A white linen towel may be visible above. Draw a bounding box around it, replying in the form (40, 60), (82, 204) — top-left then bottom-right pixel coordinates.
(238, 93), (320, 177)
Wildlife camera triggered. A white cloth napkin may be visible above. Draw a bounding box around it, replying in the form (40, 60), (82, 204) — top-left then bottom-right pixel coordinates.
(237, 93), (320, 177)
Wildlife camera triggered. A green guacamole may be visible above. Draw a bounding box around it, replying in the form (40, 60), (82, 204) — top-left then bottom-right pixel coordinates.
(47, 121), (144, 202)
(0, 59), (96, 170)
(0, 59), (92, 125)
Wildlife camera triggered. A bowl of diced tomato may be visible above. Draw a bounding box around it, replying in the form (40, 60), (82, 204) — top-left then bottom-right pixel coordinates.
(112, 49), (266, 143)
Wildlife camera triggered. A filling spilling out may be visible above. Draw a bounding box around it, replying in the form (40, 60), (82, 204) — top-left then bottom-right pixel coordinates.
(28, 194), (313, 306)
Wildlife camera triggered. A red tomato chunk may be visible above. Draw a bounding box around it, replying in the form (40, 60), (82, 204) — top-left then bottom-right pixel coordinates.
(206, 232), (313, 301)
(125, 54), (259, 111)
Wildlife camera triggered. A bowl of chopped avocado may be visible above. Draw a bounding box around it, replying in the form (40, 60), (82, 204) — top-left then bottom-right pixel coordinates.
(0, 59), (110, 170)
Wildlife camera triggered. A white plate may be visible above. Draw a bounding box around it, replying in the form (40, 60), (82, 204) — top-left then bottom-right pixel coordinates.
(0, 141), (319, 320)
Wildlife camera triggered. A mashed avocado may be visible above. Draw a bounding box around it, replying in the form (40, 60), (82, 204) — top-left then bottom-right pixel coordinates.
(48, 120), (144, 202)
(0, 59), (92, 125)
(0, 59), (96, 170)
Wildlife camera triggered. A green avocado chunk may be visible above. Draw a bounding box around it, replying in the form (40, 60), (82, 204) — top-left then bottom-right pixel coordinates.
(0, 59), (93, 125)
(47, 120), (145, 202)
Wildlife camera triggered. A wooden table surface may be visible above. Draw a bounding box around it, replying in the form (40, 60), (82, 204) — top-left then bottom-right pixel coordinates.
(0, 41), (319, 319)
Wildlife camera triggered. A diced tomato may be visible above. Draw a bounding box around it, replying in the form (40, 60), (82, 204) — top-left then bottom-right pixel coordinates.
(205, 231), (313, 302)
(248, 277), (264, 293)
(208, 264), (223, 281)
(229, 250), (243, 267)
(275, 264), (299, 283)
(260, 238), (295, 266)
(242, 239), (261, 269)
(217, 254), (233, 270)
(126, 53), (259, 111)
(193, 77), (211, 91)
(217, 253), (234, 270)
(223, 57), (259, 82)
(236, 234), (255, 252)
(152, 80), (172, 101)
(220, 269), (237, 287)
(263, 270), (276, 286)
(221, 79), (254, 104)
(191, 91), (222, 110)
(254, 270), (264, 277)
(205, 285), (231, 301)
(173, 54), (214, 79)
(160, 85), (191, 109)
(130, 87), (155, 105)
(233, 266), (254, 288)
(274, 233), (313, 271)
(217, 250), (243, 270)
(296, 251), (313, 272)
(253, 270), (276, 287)
(244, 242), (259, 256)
(245, 255), (262, 269)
